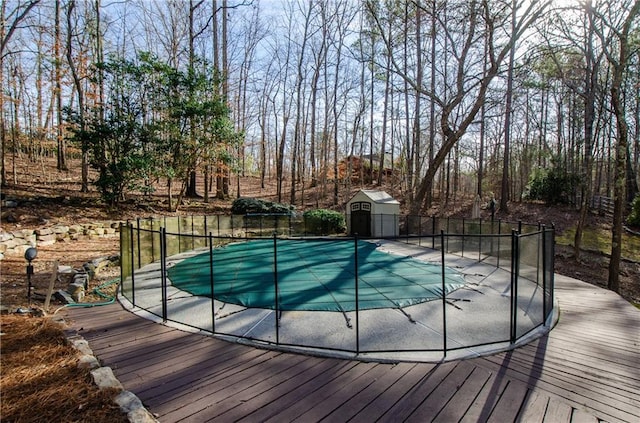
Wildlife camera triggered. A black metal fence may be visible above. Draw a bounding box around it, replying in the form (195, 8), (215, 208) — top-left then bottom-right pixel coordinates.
(120, 214), (555, 360)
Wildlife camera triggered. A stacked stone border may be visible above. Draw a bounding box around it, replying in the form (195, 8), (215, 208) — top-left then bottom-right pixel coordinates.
(0, 221), (124, 260)
(57, 314), (158, 423)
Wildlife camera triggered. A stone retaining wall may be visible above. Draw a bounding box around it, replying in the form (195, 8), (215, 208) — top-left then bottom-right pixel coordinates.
(0, 221), (124, 260)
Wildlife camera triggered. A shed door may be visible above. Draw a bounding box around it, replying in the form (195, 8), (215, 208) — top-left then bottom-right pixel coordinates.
(350, 202), (371, 236)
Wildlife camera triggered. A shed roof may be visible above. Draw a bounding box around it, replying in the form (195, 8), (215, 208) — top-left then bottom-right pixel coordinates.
(348, 189), (400, 205)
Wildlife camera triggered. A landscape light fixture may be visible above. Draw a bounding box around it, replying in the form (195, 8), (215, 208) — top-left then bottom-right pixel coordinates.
(25, 247), (37, 305)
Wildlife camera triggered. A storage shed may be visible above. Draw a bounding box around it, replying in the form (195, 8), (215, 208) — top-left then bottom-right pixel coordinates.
(346, 190), (400, 237)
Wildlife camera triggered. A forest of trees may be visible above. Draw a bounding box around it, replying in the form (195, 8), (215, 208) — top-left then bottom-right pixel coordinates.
(1, 1), (639, 287)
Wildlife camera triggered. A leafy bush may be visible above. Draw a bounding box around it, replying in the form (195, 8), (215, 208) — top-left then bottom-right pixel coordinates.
(303, 209), (346, 235)
(627, 194), (640, 227)
(524, 167), (580, 205)
(231, 197), (294, 215)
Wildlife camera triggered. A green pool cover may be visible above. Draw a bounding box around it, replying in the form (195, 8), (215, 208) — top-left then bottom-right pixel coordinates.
(167, 239), (465, 312)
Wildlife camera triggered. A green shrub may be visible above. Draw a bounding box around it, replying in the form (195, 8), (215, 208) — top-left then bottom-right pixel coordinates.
(627, 194), (640, 227)
(303, 209), (346, 235)
(231, 197), (294, 215)
(524, 167), (580, 205)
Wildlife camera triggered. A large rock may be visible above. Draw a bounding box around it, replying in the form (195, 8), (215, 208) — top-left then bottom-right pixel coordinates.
(67, 282), (85, 302)
(68, 225), (84, 234)
(78, 354), (100, 370)
(53, 225), (69, 234)
(90, 367), (123, 391)
(35, 227), (53, 236)
(54, 289), (75, 304)
(11, 229), (33, 239)
(37, 233), (57, 246)
(69, 338), (94, 356)
(13, 244), (32, 255)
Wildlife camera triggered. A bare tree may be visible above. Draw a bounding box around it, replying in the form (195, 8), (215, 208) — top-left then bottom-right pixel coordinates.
(499, 0), (517, 212)
(368, 0), (550, 215)
(599, 0), (640, 292)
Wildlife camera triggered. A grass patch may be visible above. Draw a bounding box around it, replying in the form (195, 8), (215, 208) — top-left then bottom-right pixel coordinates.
(556, 227), (640, 262)
(0, 314), (127, 423)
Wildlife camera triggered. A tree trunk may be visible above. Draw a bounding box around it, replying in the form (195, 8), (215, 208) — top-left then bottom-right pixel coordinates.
(607, 0), (640, 293)
(55, 0), (68, 172)
(499, 0), (517, 213)
(574, 1), (598, 261)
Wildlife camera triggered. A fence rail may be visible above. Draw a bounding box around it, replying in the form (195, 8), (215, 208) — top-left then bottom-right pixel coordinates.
(119, 214), (555, 361)
(590, 195), (615, 217)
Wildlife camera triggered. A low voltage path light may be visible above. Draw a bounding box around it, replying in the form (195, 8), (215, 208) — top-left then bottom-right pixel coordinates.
(25, 247), (37, 305)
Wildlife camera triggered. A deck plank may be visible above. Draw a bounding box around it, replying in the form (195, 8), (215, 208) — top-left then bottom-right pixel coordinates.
(543, 396), (573, 423)
(63, 274), (640, 422)
(486, 379), (529, 423)
(235, 360), (359, 422)
(516, 390), (550, 423)
(319, 362), (418, 422)
(348, 363), (433, 423)
(214, 358), (348, 422)
(262, 362), (380, 422)
(375, 362), (459, 422)
(405, 361), (479, 422)
(431, 364), (493, 423)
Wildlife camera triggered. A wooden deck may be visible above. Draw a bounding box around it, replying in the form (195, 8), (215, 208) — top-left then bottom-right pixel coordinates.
(65, 275), (640, 422)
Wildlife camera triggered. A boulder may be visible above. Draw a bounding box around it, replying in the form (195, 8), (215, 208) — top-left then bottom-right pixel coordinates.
(68, 225), (84, 234)
(67, 282), (85, 302)
(13, 245), (32, 255)
(78, 354), (100, 370)
(69, 338), (94, 356)
(53, 225), (69, 234)
(54, 289), (75, 304)
(11, 229), (33, 239)
(37, 233), (57, 246)
(35, 227), (54, 236)
(90, 367), (123, 391)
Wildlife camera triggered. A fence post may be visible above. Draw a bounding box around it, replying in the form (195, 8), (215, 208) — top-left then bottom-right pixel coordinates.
(461, 218), (465, 258)
(432, 216), (436, 249)
(209, 232), (216, 334)
(542, 225), (547, 324)
(150, 217), (156, 263)
(405, 215), (409, 243)
(441, 230), (447, 358)
(355, 234), (360, 355)
(550, 224), (555, 315)
(136, 218), (142, 269)
(478, 218), (482, 262)
(497, 220), (502, 268)
(273, 233), (279, 344)
(119, 223), (125, 298)
(161, 227), (168, 323)
(204, 215), (208, 247)
(510, 229), (519, 344)
(191, 215), (195, 250)
(129, 224), (136, 307)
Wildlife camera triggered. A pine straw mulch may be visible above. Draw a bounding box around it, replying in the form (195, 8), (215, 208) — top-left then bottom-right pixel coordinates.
(0, 314), (128, 423)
